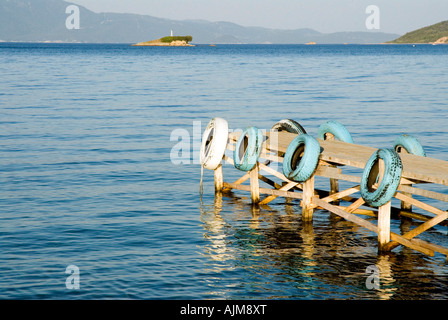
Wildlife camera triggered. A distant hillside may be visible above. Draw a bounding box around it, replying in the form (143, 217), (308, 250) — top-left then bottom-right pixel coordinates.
(0, 0), (399, 44)
(388, 20), (448, 44)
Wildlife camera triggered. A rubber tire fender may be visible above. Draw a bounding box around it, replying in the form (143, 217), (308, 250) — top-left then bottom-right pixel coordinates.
(393, 134), (426, 157)
(200, 117), (229, 170)
(282, 134), (321, 183)
(360, 148), (403, 207)
(271, 119), (307, 135)
(317, 120), (354, 143)
(233, 126), (264, 172)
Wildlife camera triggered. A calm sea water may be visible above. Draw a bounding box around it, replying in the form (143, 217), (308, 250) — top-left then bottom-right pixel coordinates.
(0, 43), (447, 300)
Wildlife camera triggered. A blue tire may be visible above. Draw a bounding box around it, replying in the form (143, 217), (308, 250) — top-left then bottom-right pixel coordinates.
(360, 148), (403, 207)
(393, 134), (426, 157)
(271, 119), (307, 135)
(282, 134), (321, 182)
(317, 120), (354, 143)
(233, 127), (264, 172)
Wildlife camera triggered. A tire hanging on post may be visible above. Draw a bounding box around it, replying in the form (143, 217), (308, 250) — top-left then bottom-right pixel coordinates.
(200, 117), (229, 171)
(199, 118), (229, 194)
(393, 134), (426, 157)
(233, 127), (264, 172)
(282, 134), (321, 183)
(317, 120), (354, 143)
(360, 148), (403, 207)
(233, 126), (264, 172)
(271, 119), (307, 135)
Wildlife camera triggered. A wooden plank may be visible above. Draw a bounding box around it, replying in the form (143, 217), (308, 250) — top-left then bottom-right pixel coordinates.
(314, 165), (343, 179)
(223, 154), (234, 166)
(258, 162), (300, 187)
(259, 181), (298, 205)
(259, 152), (283, 163)
(397, 184), (448, 202)
(409, 239), (448, 256)
(345, 197), (365, 213)
(314, 197), (434, 256)
(389, 234), (434, 256)
(233, 172), (251, 185)
(384, 192), (448, 252)
(230, 131), (448, 186)
(394, 192), (447, 217)
(223, 182), (303, 200)
(319, 185), (361, 204)
(314, 197), (379, 233)
(258, 174), (282, 189)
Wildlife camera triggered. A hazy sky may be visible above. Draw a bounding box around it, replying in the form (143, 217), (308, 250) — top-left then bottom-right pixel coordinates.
(67, 0), (448, 35)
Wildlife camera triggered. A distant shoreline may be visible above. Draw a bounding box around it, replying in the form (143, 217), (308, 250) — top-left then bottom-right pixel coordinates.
(1, 41), (447, 46)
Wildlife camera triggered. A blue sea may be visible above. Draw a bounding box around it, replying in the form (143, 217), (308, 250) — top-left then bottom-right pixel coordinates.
(0, 43), (447, 300)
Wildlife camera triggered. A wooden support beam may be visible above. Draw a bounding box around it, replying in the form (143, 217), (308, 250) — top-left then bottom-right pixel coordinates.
(377, 201), (391, 252)
(249, 163), (260, 203)
(394, 192), (447, 217)
(314, 197), (378, 233)
(223, 182), (303, 200)
(383, 192), (448, 252)
(345, 197), (366, 213)
(330, 171), (340, 205)
(214, 164), (224, 193)
(258, 174), (282, 189)
(310, 185), (361, 208)
(397, 184), (448, 202)
(259, 181), (299, 205)
(302, 176), (315, 222)
(314, 197), (434, 256)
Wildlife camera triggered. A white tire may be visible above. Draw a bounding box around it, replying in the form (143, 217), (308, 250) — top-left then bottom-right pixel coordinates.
(200, 118), (229, 170)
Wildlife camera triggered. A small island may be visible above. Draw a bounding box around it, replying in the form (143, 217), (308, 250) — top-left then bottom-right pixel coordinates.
(133, 35), (194, 47)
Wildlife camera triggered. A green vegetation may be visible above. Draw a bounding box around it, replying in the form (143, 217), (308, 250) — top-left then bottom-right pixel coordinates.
(388, 20), (448, 44)
(160, 36), (193, 43)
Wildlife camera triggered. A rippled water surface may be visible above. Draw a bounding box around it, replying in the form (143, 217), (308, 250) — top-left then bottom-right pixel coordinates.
(0, 43), (447, 299)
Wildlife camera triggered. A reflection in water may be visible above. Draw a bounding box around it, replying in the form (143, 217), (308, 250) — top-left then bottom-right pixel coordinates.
(375, 255), (397, 300)
(199, 192), (448, 299)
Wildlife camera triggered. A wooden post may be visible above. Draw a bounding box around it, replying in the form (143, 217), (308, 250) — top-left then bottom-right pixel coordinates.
(326, 133), (340, 205)
(397, 149), (412, 212)
(302, 176), (315, 222)
(378, 200), (391, 252)
(401, 188), (413, 212)
(214, 164), (223, 193)
(249, 163), (260, 203)
(330, 166), (340, 205)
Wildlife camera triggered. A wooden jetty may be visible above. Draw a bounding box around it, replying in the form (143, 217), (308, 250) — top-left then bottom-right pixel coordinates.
(201, 118), (448, 259)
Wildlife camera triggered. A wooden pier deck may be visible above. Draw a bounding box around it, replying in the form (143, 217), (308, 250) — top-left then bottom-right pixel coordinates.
(207, 128), (448, 259)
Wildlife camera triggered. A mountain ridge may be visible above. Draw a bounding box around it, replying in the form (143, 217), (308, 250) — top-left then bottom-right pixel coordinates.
(0, 0), (400, 44)
(388, 20), (448, 44)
